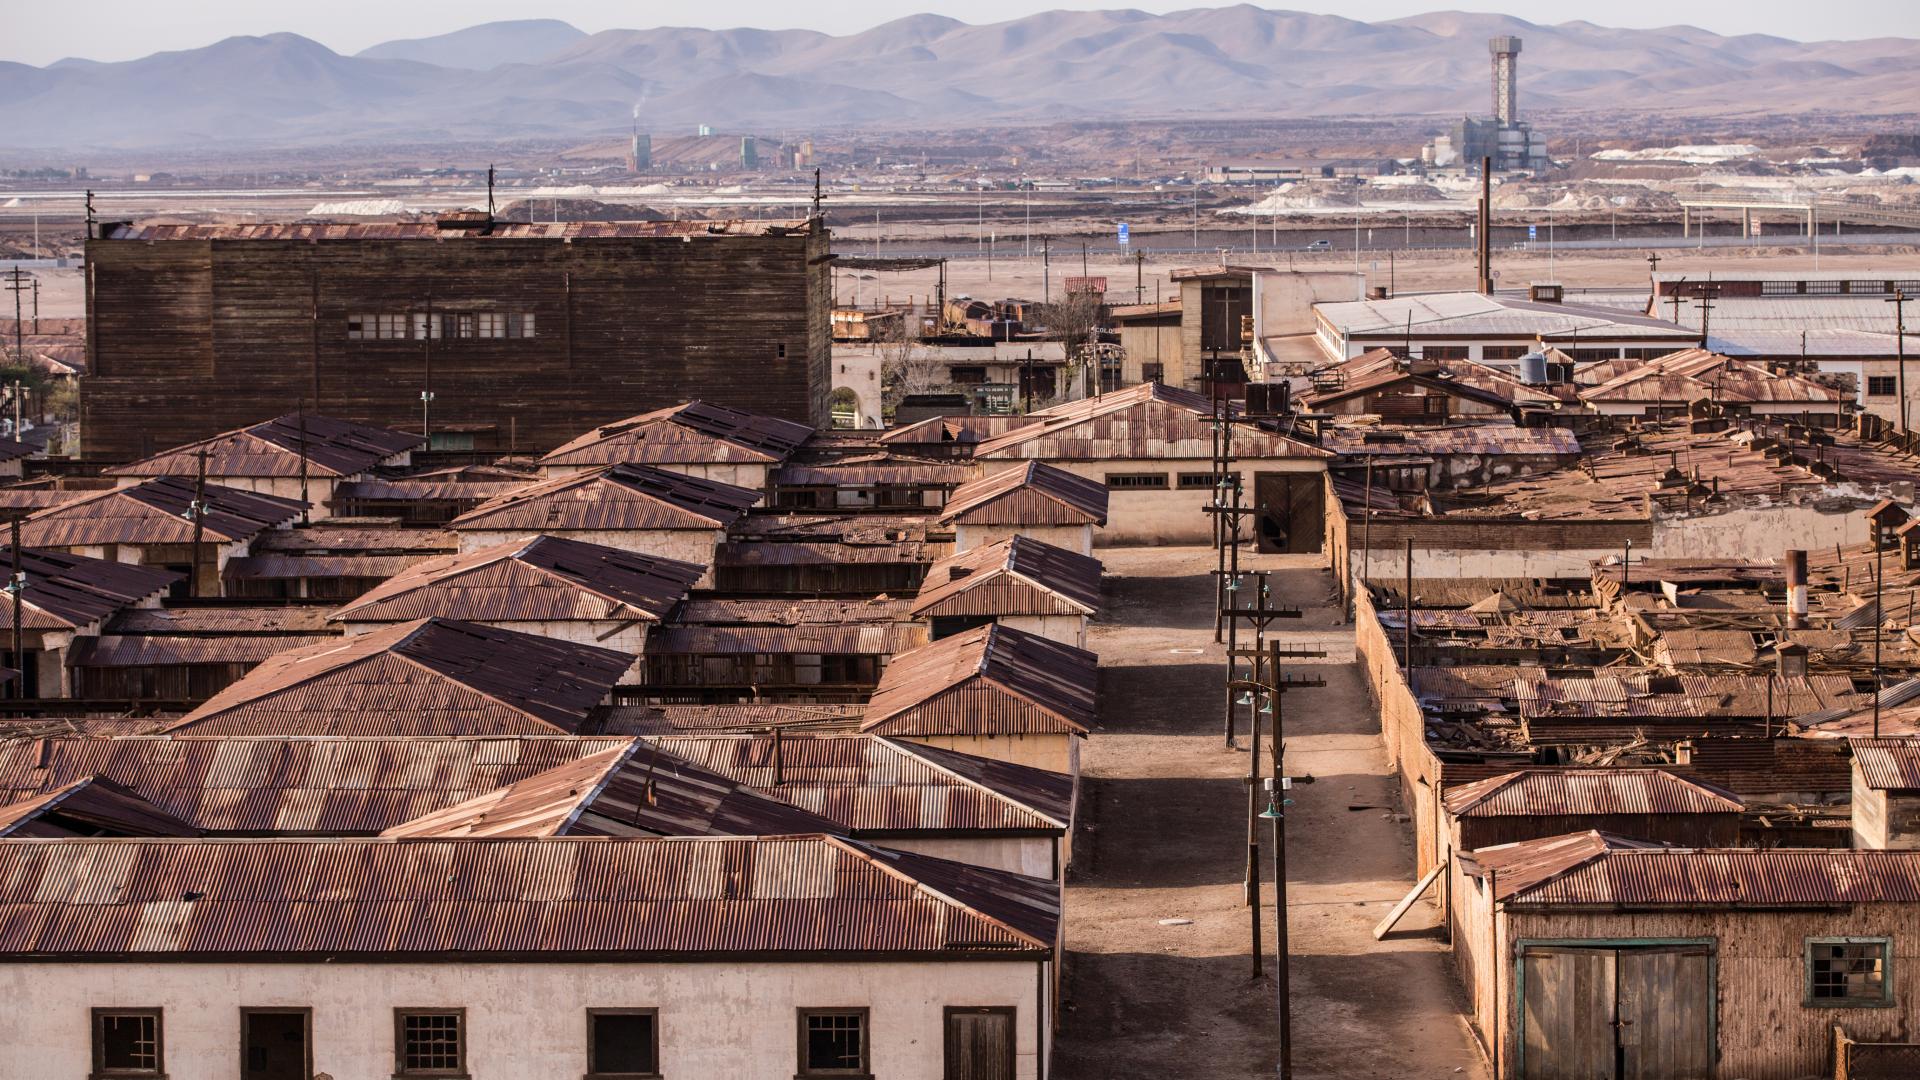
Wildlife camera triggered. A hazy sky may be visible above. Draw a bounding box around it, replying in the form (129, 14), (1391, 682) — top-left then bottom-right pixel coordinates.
(10, 0), (1920, 65)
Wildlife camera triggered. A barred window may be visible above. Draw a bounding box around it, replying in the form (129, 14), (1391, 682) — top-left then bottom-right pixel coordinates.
(1806, 938), (1892, 1007)
(395, 1009), (466, 1077)
(1106, 473), (1169, 490)
(1869, 376), (1898, 397)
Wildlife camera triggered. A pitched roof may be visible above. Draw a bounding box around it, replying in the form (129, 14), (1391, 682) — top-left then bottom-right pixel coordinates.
(970, 380), (1331, 461)
(21, 476), (306, 547)
(0, 776), (199, 838)
(381, 740), (842, 839)
(0, 549), (179, 631)
(331, 535), (703, 625)
(450, 463), (762, 532)
(107, 414), (421, 480)
(0, 834), (1057, 959)
(540, 400), (812, 468)
(875, 414), (1033, 447)
(648, 733), (1073, 834)
(938, 461), (1109, 527)
(1466, 831), (1920, 906)
(1578, 350), (1846, 405)
(909, 535), (1102, 619)
(1442, 768), (1743, 818)
(163, 618), (633, 736)
(863, 623), (1096, 737)
(1319, 291), (1698, 341)
(0, 735), (633, 834)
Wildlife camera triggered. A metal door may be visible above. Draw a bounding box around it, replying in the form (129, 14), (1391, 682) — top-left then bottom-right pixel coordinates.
(1255, 473), (1325, 555)
(1617, 946), (1712, 1080)
(1522, 947), (1616, 1080)
(945, 1007), (1015, 1080)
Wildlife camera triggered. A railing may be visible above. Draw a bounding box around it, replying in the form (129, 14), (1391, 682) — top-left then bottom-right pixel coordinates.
(1835, 1024), (1920, 1080)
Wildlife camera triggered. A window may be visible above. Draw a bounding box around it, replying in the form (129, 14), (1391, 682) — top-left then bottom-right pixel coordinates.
(1481, 345), (1530, 361)
(349, 311), (534, 341)
(1869, 376), (1898, 397)
(1141, 362), (1165, 383)
(1806, 280), (1844, 294)
(798, 1008), (869, 1078)
(587, 1009), (659, 1079)
(92, 1008), (163, 1078)
(475, 312), (508, 339)
(1178, 472), (1227, 490)
(1421, 345), (1470, 360)
(395, 1009), (467, 1077)
(1105, 473), (1168, 490)
(950, 366), (989, 385)
(1762, 280), (1802, 295)
(1807, 938), (1893, 1007)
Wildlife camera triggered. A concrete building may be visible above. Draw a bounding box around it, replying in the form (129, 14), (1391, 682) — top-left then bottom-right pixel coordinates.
(910, 536), (1102, 648)
(939, 461), (1109, 555)
(0, 835), (1058, 1080)
(1312, 291), (1700, 369)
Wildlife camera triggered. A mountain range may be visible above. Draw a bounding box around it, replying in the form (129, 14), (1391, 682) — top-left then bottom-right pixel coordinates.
(3, 7), (1917, 151)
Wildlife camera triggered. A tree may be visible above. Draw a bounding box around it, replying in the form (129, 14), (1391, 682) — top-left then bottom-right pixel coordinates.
(1038, 288), (1107, 399)
(876, 320), (952, 417)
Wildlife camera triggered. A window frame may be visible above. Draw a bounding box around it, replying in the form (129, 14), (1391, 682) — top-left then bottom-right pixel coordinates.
(393, 1007), (469, 1079)
(1868, 376), (1898, 398)
(91, 1007), (164, 1080)
(585, 1008), (662, 1080)
(1804, 936), (1895, 1008)
(239, 1006), (312, 1080)
(1104, 472), (1169, 490)
(795, 1006), (872, 1079)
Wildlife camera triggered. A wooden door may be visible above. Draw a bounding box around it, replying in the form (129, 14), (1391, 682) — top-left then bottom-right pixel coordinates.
(241, 1009), (310, 1080)
(1255, 473), (1325, 555)
(945, 1007), (1015, 1080)
(1616, 947), (1712, 1080)
(1522, 947), (1615, 1080)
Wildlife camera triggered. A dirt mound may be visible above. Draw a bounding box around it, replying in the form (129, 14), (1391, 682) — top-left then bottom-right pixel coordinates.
(497, 197), (667, 223)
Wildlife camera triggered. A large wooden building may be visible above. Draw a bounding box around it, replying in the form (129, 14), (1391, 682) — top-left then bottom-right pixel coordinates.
(81, 218), (833, 459)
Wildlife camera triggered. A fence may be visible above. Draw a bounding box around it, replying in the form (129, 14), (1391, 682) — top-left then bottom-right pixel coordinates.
(1835, 1024), (1920, 1080)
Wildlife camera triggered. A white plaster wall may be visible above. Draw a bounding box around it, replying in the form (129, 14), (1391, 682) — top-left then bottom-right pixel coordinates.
(878, 835), (1059, 880)
(998, 614), (1089, 650)
(1253, 271), (1366, 337)
(830, 348), (886, 429)
(1041, 459), (1323, 546)
(456, 529), (722, 587)
(0, 959), (1047, 1080)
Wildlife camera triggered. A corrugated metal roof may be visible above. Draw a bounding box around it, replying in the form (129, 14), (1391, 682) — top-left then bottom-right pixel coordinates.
(451, 463), (761, 533)
(1322, 292), (1695, 340)
(1514, 673), (1863, 720)
(224, 554), (428, 581)
(22, 477), (306, 547)
(909, 535), (1102, 618)
(104, 220), (808, 241)
(107, 414), (421, 480)
(0, 734), (630, 834)
(1851, 738), (1920, 790)
(650, 734), (1071, 834)
(939, 461), (1109, 527)
(0, 549), (179, 632)
(0, 834), (1057, 958)
(68, 634), (337, 668)
(1322, 421), (1579, 457)
(970, 381), (1331, 462)
(1476, 835), (1920, 906)
(0, 776), (199, 838)
(381, 740), (843, 839)
(1442, 768), (1742, 817)
(599, 704), (866, 736)
(541, 401), (812, 469)
(863, 623), (1095, 737)
(649, 623), (901, 656)
(163, 618), (633, 737)
(774, 455), (975, 487)
(332, 535), (703, 625)
(875, 415), (1031, 447)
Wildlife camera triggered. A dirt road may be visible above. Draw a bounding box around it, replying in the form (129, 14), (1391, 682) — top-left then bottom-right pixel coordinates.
(1052, 547), (1485, 1080)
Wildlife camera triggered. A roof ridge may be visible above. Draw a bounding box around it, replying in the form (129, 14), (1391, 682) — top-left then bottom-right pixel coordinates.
(822, 834), (1051, 951)
(882, 737), (1067, 828)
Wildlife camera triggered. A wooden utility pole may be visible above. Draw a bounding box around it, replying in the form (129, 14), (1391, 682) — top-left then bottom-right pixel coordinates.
(297, 403), (311, 526)
(1133, 248), (1146, 304)
(1890, 290), (1909, 432)
(7, 519), (20, 699)
(189, 447), (209, 600)
(3, 269), (28, 367)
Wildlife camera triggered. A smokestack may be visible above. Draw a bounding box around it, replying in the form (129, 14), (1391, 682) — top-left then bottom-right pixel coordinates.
(1489, 36), (1522, 126)
(1785, 549), (1808, 629)
(1477, 158), (1493, 295)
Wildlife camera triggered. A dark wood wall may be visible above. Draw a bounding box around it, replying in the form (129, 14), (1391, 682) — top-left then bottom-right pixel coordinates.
(82, 229), (831, 459)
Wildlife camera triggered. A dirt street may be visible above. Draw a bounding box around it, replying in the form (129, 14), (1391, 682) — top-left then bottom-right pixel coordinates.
(1052, 547), (1485, 1080)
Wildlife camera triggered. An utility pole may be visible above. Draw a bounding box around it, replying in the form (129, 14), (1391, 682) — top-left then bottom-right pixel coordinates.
(8, 380), (21, 441)
(1698, 282), (1718, 347)
(421, 290), (435, 446)
(1891, 290), (1910, 432)
(3, 269), (27, 367)
(6, 519), (20, 700)
(188, 447), (209, 600)
(297, 402), (311, 526)
(1134, 248), (1146, 304)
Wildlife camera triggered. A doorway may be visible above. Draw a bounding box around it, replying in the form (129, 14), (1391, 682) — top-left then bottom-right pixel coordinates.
(1520, 943), (1713, 1079)
(944, 1006), (1014, 1080)
(1254, 473), (1324, 555)
(241, 1008), (311, 1080)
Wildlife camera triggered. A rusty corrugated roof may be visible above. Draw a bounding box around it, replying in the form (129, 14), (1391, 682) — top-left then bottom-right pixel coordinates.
(331, 535), (703, 625)
(1442, 768), (1743, 817)
(909, 535), (1102, 619)
(107, 414), (421, 480)
(863, 623), (1095, 737)
(451, 463), (761, 533)
(541, 400), (812, 468)
(1850, 738), (1920, 790)
(971, 381), (1332, 461)
(599, 704), (866, 736)
(649, 733), (1071, 834)
(104, 220), (807, 241)
(648, 623), (901, 656)
(21, 477), (306, 547)
(163, 618), (633, 737)
(381, 740), (843, 839)
(0, 734), (631, 834)
(1472, 833), (1920, 906)
(0, 776), (199, 838)
(0, 549), (179, 632)
(0, 834), (1057, 958)
(68, 634), (337, 668)
(938, 461), (1109, 527)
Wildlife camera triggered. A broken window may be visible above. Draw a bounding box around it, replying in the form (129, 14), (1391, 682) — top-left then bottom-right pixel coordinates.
(1806, 938), (1891, 1006)
(798, 1008), (869, 1077)
(93, 1009), (163, 1077)
(587, 1009), (659, 1078)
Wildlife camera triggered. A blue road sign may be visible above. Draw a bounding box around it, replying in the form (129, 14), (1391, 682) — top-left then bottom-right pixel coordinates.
(1118, 223), (1130, 245)
(1528, 224), (1538, 240)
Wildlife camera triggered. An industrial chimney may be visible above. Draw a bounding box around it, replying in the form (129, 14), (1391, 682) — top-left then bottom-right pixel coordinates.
(1489, 36), (1521, 127)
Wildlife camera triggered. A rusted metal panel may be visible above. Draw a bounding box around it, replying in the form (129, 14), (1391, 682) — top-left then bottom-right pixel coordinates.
(1443, 768), (1743, 817)
(910, 536), (1102, 618)
(164, 618), (633, 736)
(0, 777), (200, 838)
(0, 833), (1057, 958)
(0, 549), (179, 630)
(332, 535), (703, 625)
(21, 477), (306, 547)
(971, 381), (1332, 462)
(451, 463), (761, 532)
(107, 414), (421, 480)
(541, 401), (812, 469)
(1471, 831), (1920, 905)
(1850, 739), (1920, 790)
